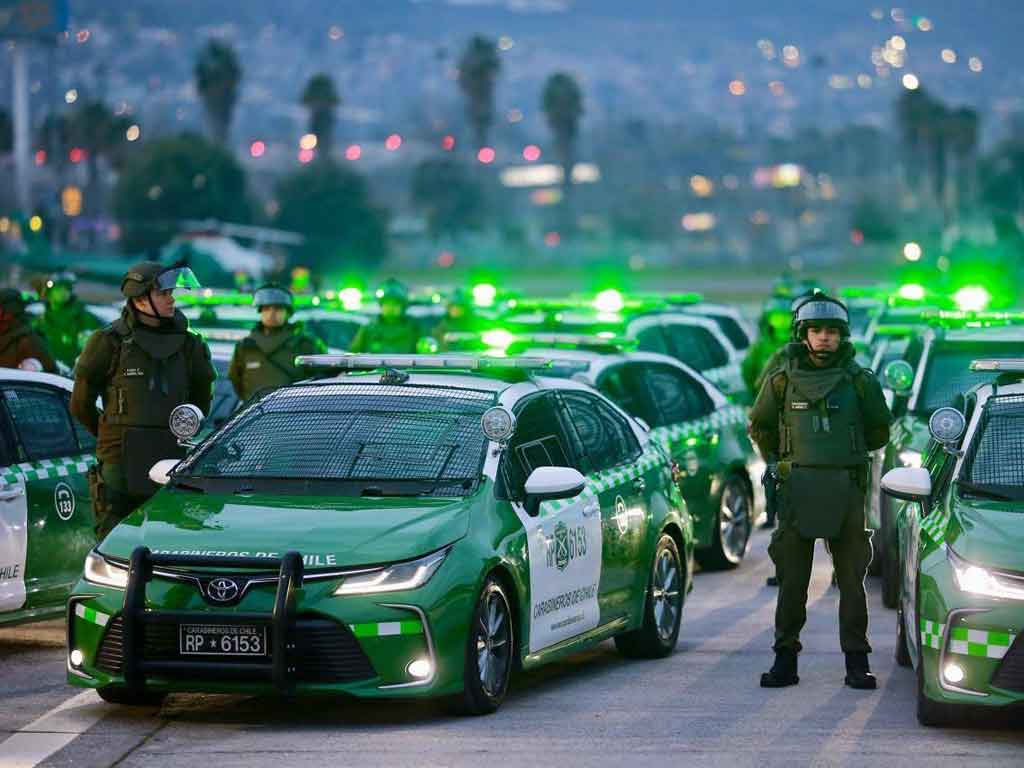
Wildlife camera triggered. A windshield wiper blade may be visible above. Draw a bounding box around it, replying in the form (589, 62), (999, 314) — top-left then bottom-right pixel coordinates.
(956, 481), (1017, 501)
(170, 478), (205, 493)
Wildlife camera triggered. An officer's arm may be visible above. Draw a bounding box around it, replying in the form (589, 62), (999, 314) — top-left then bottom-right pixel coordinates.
(741, 350), (758, 396)
(190, 340), (217, 416)
(69, 332), (109, 435)
(227, 344), (245, 399)
(860, 373), (892, 450)
(748, 374), (781, 460)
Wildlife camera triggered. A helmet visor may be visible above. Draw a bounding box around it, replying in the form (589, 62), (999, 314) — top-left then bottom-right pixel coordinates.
(155, 267), (201, 292)
(795, 299), (849, 325)
(253, 287), (293, 309)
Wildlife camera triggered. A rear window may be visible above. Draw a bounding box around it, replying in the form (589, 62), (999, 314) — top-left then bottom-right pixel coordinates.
(916, 342), (1023, 414)
(960, 393), (1024, 501)
(176, 383), (495, 496)
(708, 314), (749, 350)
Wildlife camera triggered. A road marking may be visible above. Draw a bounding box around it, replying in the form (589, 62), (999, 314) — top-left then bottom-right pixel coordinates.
(0, 690), (105, 768)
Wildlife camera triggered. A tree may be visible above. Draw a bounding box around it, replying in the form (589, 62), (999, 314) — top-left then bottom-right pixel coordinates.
(67, 100), (132, 207)
(112, 133), (252, 253)
(301, 73), (341, 160)
(274, 161), (388, 276)
(542, 72), (584, 230)
(411, 157), (484, 239)
(457, 36), (501, 150)
(195, 39), (242, 145)
(0, 108), (11, 154)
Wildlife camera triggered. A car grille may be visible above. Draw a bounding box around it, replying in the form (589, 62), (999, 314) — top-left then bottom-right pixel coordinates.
(991, 634), (1024, 693)
(94, 614), (376, 684)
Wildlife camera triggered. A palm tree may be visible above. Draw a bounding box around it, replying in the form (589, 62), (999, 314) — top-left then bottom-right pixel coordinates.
(542, 72), (584, 227)
(195, 39), (242, 145)
(301, 74), (341, 159)
(67, 100), (130, 213)
(457, 36), (501, 150)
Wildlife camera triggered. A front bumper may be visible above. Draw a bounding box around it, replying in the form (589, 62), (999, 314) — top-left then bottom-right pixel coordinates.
(67, 547), (472, 699)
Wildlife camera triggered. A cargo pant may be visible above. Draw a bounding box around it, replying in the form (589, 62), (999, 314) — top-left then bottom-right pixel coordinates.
(768, 479), (873, 654)
(90, 462), (152, 541)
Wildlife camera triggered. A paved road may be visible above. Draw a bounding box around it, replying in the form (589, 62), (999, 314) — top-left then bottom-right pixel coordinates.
(2, 531), (1022, 768)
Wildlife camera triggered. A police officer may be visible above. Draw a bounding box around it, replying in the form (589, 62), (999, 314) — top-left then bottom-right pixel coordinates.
(0, 288), (57, 372)
(431, 288), (476, 351)
(749, 295), (891, 690)
(70, 262), (216, 540)
(34, 271), (101, 369)
(349, 279), (421, 353)
(228, 284), (326, 402)
(742, 297), (793, 398)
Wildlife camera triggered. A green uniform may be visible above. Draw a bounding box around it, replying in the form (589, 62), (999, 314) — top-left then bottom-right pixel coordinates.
(0, 318), (58, 373)
(34, 298), (101, 368)
(741, 337), (786, 398)
(228, 322), (326, 402)
(348, 317), (421, 354)
(749, 342), (891, 654)
(70, 305), (216, 539)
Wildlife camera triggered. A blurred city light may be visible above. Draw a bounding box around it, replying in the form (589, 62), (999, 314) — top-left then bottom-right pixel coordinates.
(69, 148), (85, 164)
(498, 35), (514, 50)
(299, 133), (318, 150)
(472, 283), (498, 307)
(901, 73), (919, 90)
(481, 329), (514, 351)
(530, 189), (562, 206)
(903, 241), (922, 261)
(345, 144), (362, 160)
(941, 48), (957, 63)
(250, 140), (266, 158)
(728, 79), (746, 96)
(298, 148), (314, 163)
(338, 288), (362, 310)
(501, 163), (601, 188)
(442, 135), (456, 151)
(328, 25), (344, 40)
(522, 144), (541, 162)
(954, 286), (991, 312)
(898, 283), (926, 301)
(593, 289), (625, 313)
(681, 213), (716, 232)
(968, 57), (983, 72)
(385, 133), (403, 151)
(437, 250), (455, 268)
(477, 146), (496, 164)
(61, 186), (83, 217)
(64, 88), (78, 104)
(126, 124), (141, 141)
(916, 17), (933, 32)
(690, 175), (714, 197)
(782, 45), (800, 67)
(544, 231), (561, 246)
(28, 216), (43, 232)
(34, 150), (46, 166)
(889, 35), (906, 51)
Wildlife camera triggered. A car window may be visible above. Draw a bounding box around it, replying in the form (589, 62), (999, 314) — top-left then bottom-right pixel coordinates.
(635, 326), (669, 355)
(596, 364), (653, 425)
(559, 391), (641, 473)
(916, 342), (1022, 415)
(662, 322), (729, 371)
(641, 363), (714, 426)
(2, 385), (80, 461)
(63, 392), (96, 453)
(708, 314), (749, 350)
(500, 393), (575, 499)
(0, 404), (17, 467)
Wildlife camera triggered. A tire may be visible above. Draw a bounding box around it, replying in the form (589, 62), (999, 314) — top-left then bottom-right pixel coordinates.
(97, 686), (167, 706)
(448, 575), (514, 716)
(879, 494), (899, 609)
(615, 534), (684, 659)
(895, 603), (912, 668)
(694, 475), (752, 571)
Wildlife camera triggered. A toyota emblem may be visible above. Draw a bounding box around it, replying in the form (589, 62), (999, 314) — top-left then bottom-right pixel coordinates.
(206, 577), (240, 603)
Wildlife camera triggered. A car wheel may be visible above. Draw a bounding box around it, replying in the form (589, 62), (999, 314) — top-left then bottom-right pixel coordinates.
(694, 475), (752, 571)
(97, 686), (167, 706)
(615, 533), (684, 659)
(879, 495), (899, 609)
(449, 575), (513, 716)
(895, 603), (912, 668)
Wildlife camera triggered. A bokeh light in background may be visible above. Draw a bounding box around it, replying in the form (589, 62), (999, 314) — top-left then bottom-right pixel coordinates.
(522, 145), (541, 162)
(477, 147), (496, 164)
(345, 144), (362, 160)
(249, 140), (266, 158)
(385, 134), (403, 151)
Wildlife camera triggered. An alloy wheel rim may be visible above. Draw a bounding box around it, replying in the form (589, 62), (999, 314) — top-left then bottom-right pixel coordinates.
(475, 589), (511, 697)
(651, 548), (681, 641)
(719, 483), (750, 562)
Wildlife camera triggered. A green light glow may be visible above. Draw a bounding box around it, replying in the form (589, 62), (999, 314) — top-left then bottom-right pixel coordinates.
(593, 289), (625, 313)
(597, 331), (616, 339)
(338, 287), (363, 311)
(954, 285), (991, 312)
(481, 329), (515, 350)
(472, 283), (498, 308)
(898, 283), (926, 301)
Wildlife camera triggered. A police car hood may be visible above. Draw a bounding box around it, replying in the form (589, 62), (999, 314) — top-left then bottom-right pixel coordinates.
(100, 492), (472, 567)
(948, 498), (1024, 574)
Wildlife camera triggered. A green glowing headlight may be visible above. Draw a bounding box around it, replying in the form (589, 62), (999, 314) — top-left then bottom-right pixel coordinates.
(472, 283), (497, 308)
(593, 289), (625, 314)
(338, 287), (363, 311)
(953, 285), (991, 312)
(481, 329), (515, 350)
(898, 283), (926, 302)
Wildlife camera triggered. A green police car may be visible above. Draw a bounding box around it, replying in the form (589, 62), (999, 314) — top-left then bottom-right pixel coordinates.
(882, 360), (1024, 726)
(877, 322), (1024, 608)
(66, 354), (693, 714)
(1, 369), (96, 626)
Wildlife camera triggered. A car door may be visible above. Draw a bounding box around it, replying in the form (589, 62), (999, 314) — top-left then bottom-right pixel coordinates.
(557, 390), (647, 621)
(0, 409), (28, 616)
(501, 393), (603, 655)
(0, 383), (96, 611)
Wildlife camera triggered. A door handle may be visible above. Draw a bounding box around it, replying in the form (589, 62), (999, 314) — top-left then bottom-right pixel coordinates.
(0, 486), (25, 502)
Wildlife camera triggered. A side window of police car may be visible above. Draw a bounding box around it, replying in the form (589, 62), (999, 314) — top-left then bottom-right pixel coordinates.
(662, 322), (728, 372)
(1, 386), (81, 462)
(641, 364), (714, 427)
(499, 394), (577, 501)
(559, 392), (641, 474)
(596, 364), (656, 426)
(635, 326), (669, 355)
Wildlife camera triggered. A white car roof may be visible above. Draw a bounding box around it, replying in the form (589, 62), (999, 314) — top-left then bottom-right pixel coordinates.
(0, 367), (75, 392)
(943, 325), (1024, 342)
(292, 309), (370, 324)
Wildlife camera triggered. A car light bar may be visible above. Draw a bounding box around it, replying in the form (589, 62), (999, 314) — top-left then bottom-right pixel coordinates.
(196, 327), (252, 342)
(509, 332), (633, 348)
(294, 353), (555, 371)
(923, 310), (1024, 324)
(969, 359), (1024, 372)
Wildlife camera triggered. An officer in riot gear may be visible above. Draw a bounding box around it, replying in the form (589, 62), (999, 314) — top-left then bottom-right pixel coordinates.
(34, 271), (101, 368)
(228, 284), (325, 402)
(749, 295), (891, 690)
(431, 288), (477, 351)
(348, 279), (422, 354)
(70, 262), (216, 540)
(0, 288), (57, 372)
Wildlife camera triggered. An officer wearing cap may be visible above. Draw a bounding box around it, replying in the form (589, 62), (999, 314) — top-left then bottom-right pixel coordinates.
(349, 279), (422, 353)
(749, 294), (891, 690)
(0, 288), (57, 372)
(228, 284), (326, 402)
(70, 262), (216, 540)
(34, 271), (101, 369)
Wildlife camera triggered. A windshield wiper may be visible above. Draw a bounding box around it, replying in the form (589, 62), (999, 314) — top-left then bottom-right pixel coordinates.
(169, 477), (206, 493)
(359, 478), (476, 497)
(956, 481), (1018, 501)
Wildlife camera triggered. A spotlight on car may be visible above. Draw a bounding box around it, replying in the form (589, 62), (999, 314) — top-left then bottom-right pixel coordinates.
(407, 658), (433, 680)
(943, 663), (965, 684)
(70, 649), (84, 667)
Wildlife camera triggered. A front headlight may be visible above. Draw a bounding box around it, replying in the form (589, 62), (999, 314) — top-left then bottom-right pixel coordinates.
(949, 548), (1024, 601)
(899, 449), (922, 468)
(334, 549), (448, 596)
(83, 551), (129, 589)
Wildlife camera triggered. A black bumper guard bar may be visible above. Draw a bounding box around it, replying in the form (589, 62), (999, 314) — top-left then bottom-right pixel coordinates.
(122, 547), (305, 694)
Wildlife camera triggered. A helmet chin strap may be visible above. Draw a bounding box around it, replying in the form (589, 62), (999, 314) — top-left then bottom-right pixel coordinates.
(132, 289), (173, 325)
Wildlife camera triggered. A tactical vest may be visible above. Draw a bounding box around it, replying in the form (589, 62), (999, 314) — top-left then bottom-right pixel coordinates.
(779, 359), (866, 468)
(236, 329), (305, 399)
(360, 319), (420, 353)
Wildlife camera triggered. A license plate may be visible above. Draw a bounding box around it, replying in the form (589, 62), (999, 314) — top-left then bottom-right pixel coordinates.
(179, 623), (268, 656)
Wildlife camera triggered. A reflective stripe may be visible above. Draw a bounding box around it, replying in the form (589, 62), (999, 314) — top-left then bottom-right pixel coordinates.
(350, 620), (423, 638)
(1, 453), (95, 485)
(920, 618), (945, 650)
(74, 603), (110, 627)
(948, 627), (1016, 659)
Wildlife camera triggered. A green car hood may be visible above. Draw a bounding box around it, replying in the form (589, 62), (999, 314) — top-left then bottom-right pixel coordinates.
(99, 491), (473, 568)
(948, 499), (1024, 573)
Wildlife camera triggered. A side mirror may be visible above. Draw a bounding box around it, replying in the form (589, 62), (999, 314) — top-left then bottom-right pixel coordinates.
(881, 467), (932, 505)
(523, 466), (586, 518)
(883, 360), (915, 397)
(149, 458), (180, 486)
(169, 403), (204, 446)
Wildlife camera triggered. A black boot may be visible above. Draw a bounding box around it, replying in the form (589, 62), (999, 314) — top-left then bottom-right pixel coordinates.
(760, 649), (799, 688)
(766, 574), (779, 587)
(844, 652), (877, 690)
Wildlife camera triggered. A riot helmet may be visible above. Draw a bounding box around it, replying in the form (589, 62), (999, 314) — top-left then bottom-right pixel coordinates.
(253, 284), (294, 312)
(793, 295), (850, 340)
(121, 262), (201, 299)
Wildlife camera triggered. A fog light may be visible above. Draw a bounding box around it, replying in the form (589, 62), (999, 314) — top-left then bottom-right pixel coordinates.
(944, 662), (965, 684)
(407, 658), (432, 680)
(70, 649), (84, 667)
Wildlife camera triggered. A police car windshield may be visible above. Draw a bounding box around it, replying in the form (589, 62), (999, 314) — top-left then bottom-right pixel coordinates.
(175, 382), (495, 496)
(959, 393), (1024, 502)
(916, 342), (1022, 415)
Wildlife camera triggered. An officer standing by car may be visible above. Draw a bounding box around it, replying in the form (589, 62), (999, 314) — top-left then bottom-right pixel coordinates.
(34, 271), (101, 369)
(348, 279), (421, 353)
(70, 262), (216, 540)
(0, 288), (57, 372)
(431, 288), (477, 351)
(228, 284), (326, 402)
(749, 295), (891, 690)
